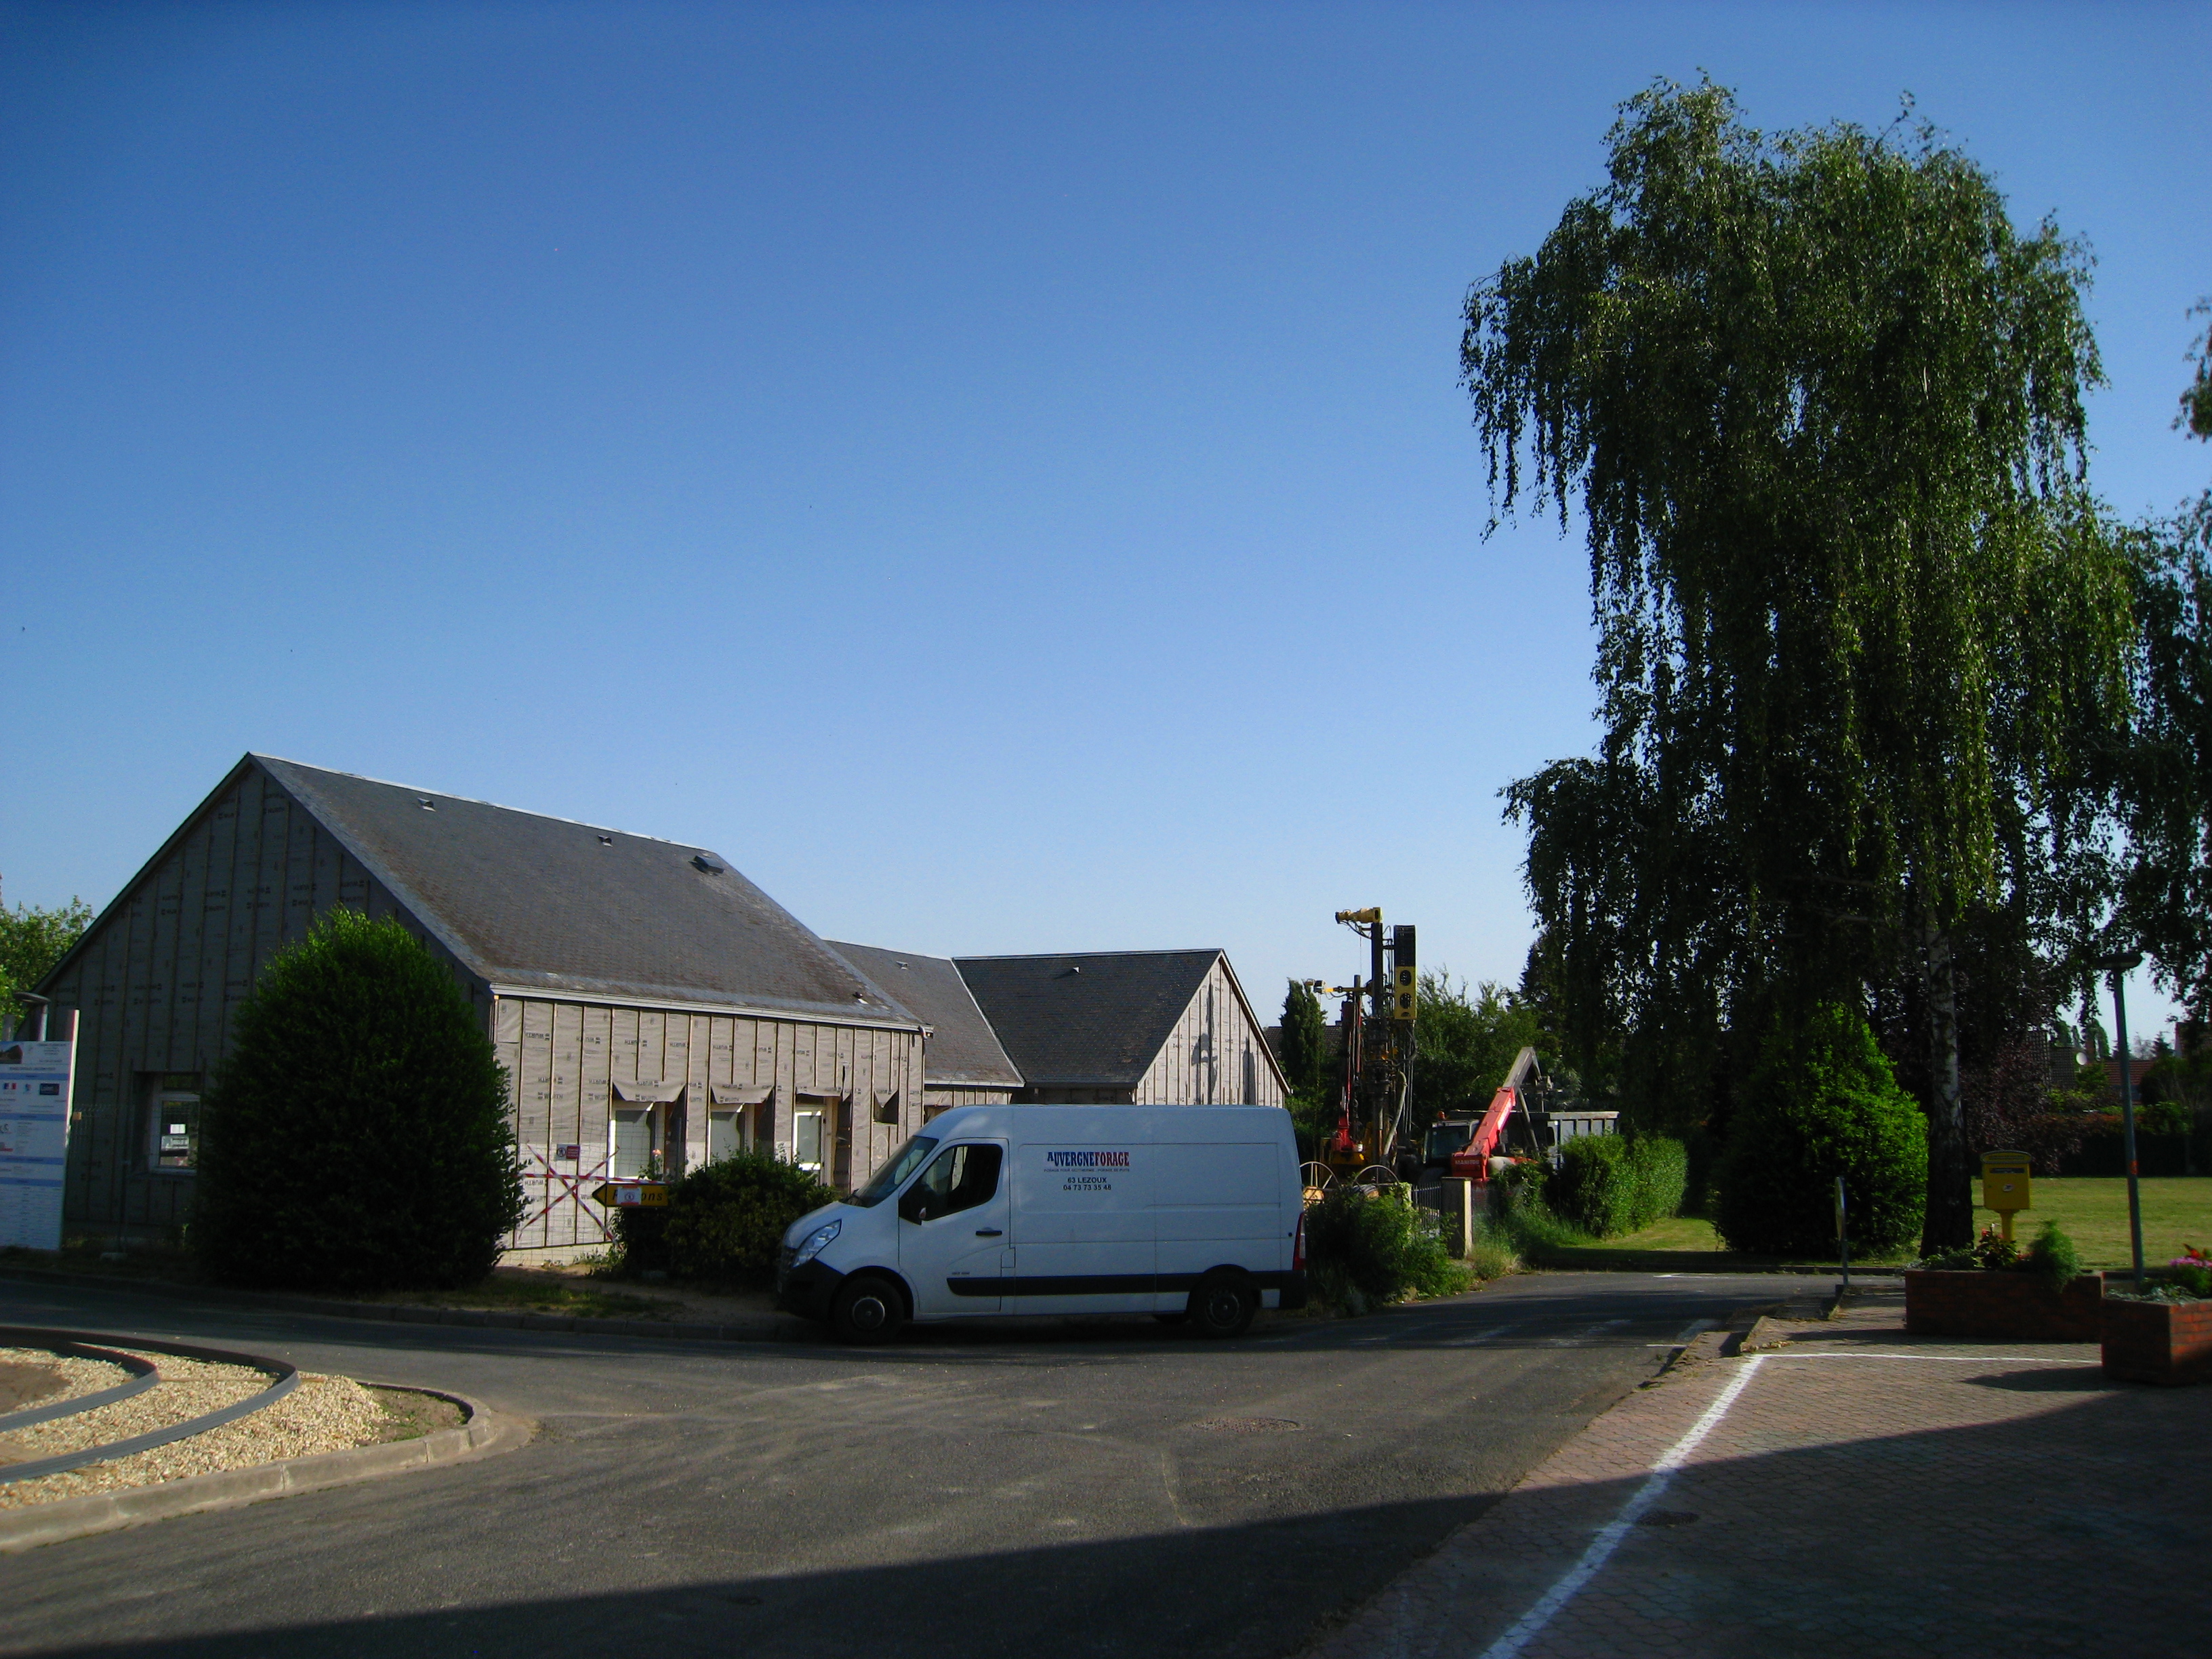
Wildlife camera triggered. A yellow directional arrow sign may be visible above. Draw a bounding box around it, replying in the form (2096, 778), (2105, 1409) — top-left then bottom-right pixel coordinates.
(590, 1182), (670, 1208)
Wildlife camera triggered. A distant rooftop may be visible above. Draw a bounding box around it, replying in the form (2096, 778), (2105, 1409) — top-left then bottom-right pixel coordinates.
(825, 942), (1023, 1088)
(952, 949), (1223, 1089)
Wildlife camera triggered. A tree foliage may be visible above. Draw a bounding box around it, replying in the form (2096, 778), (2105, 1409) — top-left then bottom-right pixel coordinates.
(194, 910), (523, 1292)
(0, 896), (94, 1029)
(1407, 971), (1540, 1130)
(1465, 79), (2132, 1248)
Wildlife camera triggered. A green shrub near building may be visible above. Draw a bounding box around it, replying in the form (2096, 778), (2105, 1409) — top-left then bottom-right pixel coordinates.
(192, 910), (523, 1292)
(616, 1149), (835, 1285)
(1714, 1004), (1927, 1256)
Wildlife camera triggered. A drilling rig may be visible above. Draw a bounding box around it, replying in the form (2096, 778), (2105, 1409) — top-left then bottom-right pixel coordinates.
(1312, 908), (1420, 1184)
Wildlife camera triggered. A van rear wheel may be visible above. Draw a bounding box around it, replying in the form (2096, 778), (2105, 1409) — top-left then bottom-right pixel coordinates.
(830, 1275), (905, 1345)
(1188, 1276), (1257, 1338)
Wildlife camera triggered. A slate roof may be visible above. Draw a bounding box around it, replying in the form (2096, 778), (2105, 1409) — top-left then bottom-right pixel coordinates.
(254, 756), (913, 1025)
(824, 943), (1024, 1088)
(951, 949), (1223, 1089)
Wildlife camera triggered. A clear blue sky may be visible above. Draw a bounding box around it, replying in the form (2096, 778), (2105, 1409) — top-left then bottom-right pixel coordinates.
(3, 1), (2207, 1044)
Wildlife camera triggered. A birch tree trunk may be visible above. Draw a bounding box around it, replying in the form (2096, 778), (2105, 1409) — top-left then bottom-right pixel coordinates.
(1920, 919), (1973, 1252)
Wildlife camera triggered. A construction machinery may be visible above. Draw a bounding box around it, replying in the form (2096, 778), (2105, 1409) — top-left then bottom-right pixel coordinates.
(1444, 1046), (1549, 1180)
(1311, 908), (1420, 1186)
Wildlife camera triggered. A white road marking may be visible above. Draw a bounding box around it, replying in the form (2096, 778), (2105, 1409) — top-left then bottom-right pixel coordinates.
(1477, 1356), (1766, 1659)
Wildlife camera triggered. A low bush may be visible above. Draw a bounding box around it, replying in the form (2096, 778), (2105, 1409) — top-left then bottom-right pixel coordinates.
(1550, 1135), (1689, 1238)
(616, 1149), (835, 1286)
(193, 911), (523, 1293)
(1305, 1186), (1471, 1312)
(1481, 1158), (1596, 1258)
(1714, 1004), (1927, 1257)
(2025, 1221), (2081, 1292)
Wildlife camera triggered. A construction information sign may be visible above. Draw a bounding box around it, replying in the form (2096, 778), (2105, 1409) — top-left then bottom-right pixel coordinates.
(0, 1039), (76, 1252)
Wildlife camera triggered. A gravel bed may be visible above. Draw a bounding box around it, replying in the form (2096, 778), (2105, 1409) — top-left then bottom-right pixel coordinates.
(0, 1350), (270, 1480)
(0, 1347), (136, 1415)
(0, 1372), (390, 1507)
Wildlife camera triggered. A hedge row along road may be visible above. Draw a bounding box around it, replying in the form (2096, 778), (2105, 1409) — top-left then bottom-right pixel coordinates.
(0, 1271), (1800, 1659)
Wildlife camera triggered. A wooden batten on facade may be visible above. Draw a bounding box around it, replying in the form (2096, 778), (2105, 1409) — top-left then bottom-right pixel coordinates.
(36, 754), (922, 1261)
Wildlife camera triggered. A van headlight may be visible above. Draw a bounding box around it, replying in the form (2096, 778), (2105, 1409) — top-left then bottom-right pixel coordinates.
(791, 1219), (841, 1267)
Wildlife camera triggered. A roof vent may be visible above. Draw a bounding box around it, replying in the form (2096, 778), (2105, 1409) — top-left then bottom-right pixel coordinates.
(1065, 964), (1082, 976)
(692, 854), (724, 874)
(417, 798), (436, 811)
(597, 835), (613, 847)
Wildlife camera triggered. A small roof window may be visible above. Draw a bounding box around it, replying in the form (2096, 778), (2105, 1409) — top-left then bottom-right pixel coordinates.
(693, 854), (724, 874)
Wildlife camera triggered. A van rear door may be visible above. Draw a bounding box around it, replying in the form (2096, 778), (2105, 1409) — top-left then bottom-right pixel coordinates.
(1153, 1136), (1286, 1311)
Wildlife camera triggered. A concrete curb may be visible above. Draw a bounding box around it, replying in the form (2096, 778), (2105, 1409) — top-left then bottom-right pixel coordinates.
(0, 1265), (817, 1347)
(0, 1387), (531, 1553)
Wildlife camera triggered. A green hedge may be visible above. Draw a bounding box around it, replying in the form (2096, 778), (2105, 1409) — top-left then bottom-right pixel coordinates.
(192, 911), (523, 1292)
(1549, 1135), (1687, 1238)
(1713, 1003), (1927, 1256)
(616, 1149), (834, 1285)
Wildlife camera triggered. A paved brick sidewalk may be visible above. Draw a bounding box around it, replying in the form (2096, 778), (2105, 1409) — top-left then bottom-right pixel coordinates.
(1303, 1290), (2210, 1658)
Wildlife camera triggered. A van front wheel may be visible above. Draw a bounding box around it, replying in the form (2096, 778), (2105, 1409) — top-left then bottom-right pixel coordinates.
(1188, 1276), (1256, 1338)
(830, 1275), (906, 1345)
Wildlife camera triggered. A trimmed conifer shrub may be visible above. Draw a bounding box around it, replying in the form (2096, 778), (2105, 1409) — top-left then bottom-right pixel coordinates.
(1713, 1004), (1927, 1256)
(192, 910), (523, 1291)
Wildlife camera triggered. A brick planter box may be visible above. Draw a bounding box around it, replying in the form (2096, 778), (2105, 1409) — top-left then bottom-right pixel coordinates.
(2100, 1295), (2212, 1385)
(1902, 1269), (2103, 1341)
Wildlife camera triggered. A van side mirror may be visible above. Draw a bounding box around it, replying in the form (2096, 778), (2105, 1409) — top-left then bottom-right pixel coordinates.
(899, 1192), (929, 1225)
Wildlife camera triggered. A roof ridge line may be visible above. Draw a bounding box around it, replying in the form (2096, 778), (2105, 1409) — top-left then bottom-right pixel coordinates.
(250, 754), (714, 853)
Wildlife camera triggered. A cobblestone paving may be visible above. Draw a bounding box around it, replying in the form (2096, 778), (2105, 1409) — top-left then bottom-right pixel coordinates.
(1305, 1291), (2211, 1659)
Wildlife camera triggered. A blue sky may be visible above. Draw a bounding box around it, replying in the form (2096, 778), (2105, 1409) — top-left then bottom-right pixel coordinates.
(3, 1), (2207, 1043)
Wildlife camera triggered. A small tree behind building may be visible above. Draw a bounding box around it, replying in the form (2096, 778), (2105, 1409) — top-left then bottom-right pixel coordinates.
(193, 909), (523, 1292)
(1279, 979), (1329, 1099)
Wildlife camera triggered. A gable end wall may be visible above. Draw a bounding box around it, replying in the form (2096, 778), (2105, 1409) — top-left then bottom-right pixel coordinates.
(40, 762), (487, 1237)
(1133, 957), (1288, 1109)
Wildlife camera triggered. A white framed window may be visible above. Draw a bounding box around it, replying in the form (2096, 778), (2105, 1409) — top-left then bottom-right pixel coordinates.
(146, 1074), (202, 1172)
(610, 1107), (657, 1179)
(708, 1109), (743, 1163)
(793, 1107), (825, 1174)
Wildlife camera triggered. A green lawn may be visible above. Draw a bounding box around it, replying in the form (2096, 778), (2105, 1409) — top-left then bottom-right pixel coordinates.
(1530, 1176), (2212, 1271)
(1980, 1176), (2212, 1269)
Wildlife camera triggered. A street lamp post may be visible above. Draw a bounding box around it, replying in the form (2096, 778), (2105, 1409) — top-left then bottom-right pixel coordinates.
(2091, 951), (2147, 1291)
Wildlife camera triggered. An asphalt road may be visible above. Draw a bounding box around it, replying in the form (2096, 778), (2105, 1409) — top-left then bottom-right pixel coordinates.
(0, 1270), (1801, 1659)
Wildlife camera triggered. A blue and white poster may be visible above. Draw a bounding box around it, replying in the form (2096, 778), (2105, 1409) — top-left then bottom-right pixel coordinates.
(0, 1038), (75, 1251)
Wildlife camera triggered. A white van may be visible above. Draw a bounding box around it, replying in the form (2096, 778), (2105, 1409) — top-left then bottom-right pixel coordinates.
(775, 1103), (1307, 1342)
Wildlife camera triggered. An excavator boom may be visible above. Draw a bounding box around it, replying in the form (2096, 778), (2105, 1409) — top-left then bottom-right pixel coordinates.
(1448, 1046), (1542, 1179)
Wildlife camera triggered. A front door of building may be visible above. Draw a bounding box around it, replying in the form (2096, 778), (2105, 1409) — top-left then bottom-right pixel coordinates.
(899, 1140), (1011, 1317)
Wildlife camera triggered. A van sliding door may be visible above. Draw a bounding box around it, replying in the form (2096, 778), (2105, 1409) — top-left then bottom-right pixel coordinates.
(1008, 1139), (1155, 1313)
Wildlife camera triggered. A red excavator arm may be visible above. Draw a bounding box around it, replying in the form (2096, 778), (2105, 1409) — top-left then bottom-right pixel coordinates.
(1448, 1047), (1542, 1180)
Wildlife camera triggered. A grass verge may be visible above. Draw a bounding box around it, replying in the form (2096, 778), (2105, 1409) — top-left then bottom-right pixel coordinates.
(364, 1385), (468, 1443)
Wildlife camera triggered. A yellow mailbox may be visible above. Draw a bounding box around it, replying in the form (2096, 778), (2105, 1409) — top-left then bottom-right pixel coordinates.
(1981, 1151), (2032, 1240)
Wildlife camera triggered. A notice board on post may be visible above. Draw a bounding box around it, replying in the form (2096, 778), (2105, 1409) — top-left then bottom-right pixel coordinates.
(0, 1037), (76, 1251)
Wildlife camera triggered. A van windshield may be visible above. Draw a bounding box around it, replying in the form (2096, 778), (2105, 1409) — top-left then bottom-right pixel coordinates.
(849, 1135), (939, 1208)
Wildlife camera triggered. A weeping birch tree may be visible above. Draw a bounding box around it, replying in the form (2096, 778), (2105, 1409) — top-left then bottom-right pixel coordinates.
(1465, 81), (2133, 1249)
